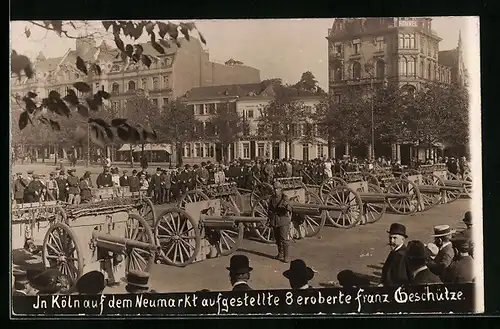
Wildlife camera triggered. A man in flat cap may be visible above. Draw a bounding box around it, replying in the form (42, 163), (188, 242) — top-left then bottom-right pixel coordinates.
(381, 223), (411, 286)
(427, 225), (455, 280)
(227, 255), (253, 291)
(406, 240), (441, 285)
(267, 181), (292, 263)
(442, 237), (475, 283)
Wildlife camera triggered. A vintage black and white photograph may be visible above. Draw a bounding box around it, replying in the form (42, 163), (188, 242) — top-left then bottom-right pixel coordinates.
(10, 17), (481, 316)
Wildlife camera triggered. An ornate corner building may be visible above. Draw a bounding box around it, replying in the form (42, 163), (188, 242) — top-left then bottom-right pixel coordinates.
(327, 17), (467, 163)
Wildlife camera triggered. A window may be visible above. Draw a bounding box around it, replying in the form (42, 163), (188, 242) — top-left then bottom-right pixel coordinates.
(335, 44), (342, 54)
(243, 143), (250, 159)
(376, 37), (384, 51)
(317, 144), (324, 158)
(420, 60), (425, 78)
(152, 98), (158, 106)
(185, 144), (192, 157)
(399, 58), (407, 76)
(257, 143), (265, 157)
(128, 81), (136, 91)
(195, 143), (201, 157)
(334, 94), (341, 103)
(153, 77), (158, 90)
(352, 61), (361, 79)
(163, 76), (170, 88)
(353, 43), (360, 54)
(141, 78), (148, 89)
(428, 62), (432, 79)
(302, 144), (309, 162)
(420, 36), (425, 53)
(407, 58), (415, 76)
(163, 98), (169, 106)
(112, 83), (119, 93)
(208, 103), (216, 115)
(409, 34), (416, 48)
(204, 143), (210, 157)
(112, 101), (120, 111)
(404, 34), (410, 48)
(398, 34), (404, 48)
(332, 60), (343, 81)
(247, 109), (254, 118)
(376, 59), (385, 78)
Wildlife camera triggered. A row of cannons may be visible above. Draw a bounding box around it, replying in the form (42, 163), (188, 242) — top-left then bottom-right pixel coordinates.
(11, 163), (472, 290)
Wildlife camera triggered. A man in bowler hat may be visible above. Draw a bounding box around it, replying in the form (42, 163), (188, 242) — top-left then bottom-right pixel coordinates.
(455, 211), (473, 257)
(427, 225), (455, 279)
(406, 240), (441, 285)
(442, 237), (475, 283)
(381, 223), (411, 286)
(283, 259), (315, 289)
(227, 255), (253, 291)
(267, 181), (292, 263)
(125, 270), (152, 294)
(75, 271), (106, 294)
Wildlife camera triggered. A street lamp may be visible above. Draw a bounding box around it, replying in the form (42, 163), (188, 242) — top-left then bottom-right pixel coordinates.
(364, 62), (376, 160)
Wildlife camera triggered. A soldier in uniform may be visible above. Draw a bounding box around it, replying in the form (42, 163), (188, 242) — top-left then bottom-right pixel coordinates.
(46, 172), (59, 201)
(227, 255), (253, 291)
(160, 169), (171, 203)
(24, 174), (44, 203)
(267, 181), (292, 263)
(56, 170), (68, 202)
(13, 172), (27, 204)
(96, 166), (113, 188)
(66, 169), (81, 205)
(26, 170), (34, 182)
(442, 237), (474, 283)
(283, 259), (315, 289)
(125, 270), (152, 294)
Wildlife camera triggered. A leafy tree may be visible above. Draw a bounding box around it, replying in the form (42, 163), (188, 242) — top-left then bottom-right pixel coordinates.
(154, 100), (198, 164)
(207, 101), (249, 161)
(11, 20), (207, 151)
(292, 71), (326, 95)
(258, 86), (311, 158)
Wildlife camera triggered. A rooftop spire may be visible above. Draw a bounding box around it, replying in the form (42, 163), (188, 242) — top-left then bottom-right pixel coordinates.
(458, 29), (462, 49)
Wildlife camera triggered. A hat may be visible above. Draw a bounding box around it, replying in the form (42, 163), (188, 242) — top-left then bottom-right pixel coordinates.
(59, 170), (65, 175)
(226, 255), (253, 274)
(193, 164), (199, 169)
(156, 167), (162, 172)
(83, 171), (91, 178)
(451, 236), (470, 251)
(431, 225), (455, 237)
(336, 270), (371, 287)
(27, 170), (34, 174)
(75, 271), (105, 294)
(283, 259), (315, 282)
(425, 243), (439, 257)
(126, 270), (150, 290)
(16, 172), (22, 175)
(387, 223), (407, 238)
(49, 172), (55, 176)
(31, 269), (64, 294)
(406, 240), (427, 259)
(123, 170), (128, 173)
(273, 181), (283, 189)
(185, 164), (190, 168)
(132, 169), (138, 174)
(13, 269), (29, 284)
(463, 211), (472, 225)
(67, 169), (74, 173)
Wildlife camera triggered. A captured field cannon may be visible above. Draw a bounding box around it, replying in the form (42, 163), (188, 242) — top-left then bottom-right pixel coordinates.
(41, 198), (158, 288)
(12, 201), (67, 251)
(154, 198), (267, 267)
(417, 166), (472, 202)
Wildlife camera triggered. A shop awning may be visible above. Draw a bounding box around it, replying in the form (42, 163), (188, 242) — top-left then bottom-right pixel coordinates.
(117, 143), (173, 153)
(117, 144), (135, 152)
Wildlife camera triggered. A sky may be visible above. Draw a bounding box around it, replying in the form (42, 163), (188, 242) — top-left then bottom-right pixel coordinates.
(10, 17), (475, 90)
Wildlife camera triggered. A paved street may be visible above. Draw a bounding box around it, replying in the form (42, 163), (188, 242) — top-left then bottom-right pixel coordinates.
(10, 163), (471, 294)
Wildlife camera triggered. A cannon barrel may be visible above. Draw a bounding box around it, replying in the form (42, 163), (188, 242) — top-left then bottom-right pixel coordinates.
(290, 202), (344, 212)
(200, 214), (267, 224)
(92, 231), (160, 251)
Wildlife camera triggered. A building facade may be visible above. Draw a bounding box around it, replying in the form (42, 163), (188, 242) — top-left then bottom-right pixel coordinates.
(327, 17), (467, 163)
(11, 36), (261, 161)
(181, 82), (326, 164)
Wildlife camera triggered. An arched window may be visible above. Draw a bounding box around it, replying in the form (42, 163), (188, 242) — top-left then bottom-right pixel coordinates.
(407, 58), (415, 76)
(141, 78), (148, 90)
(409, 34), (416, 48)
(376, 59), (385, 78)
(398, 34), (404, 48)
(153, 77), (159, 90)
(352, 61), (361, 79)
(128, 81), (136, 91)
(112, 82), (120, 93)
(404, 34), (411, 48)
(332, 60), (343, 81)
(399, 57), (407, 76)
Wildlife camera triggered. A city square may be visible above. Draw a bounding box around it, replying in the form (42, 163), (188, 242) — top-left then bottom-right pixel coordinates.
(10, 17), (477, 313)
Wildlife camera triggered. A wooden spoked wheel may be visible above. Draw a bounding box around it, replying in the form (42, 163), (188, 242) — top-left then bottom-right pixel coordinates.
(445, 173), (463, 203)
(214, 200), (244, 256)
(301, 191), (327, 237)
(386, 178), (421, 215)
(250, 196), (275, 244)
(137, 197), (156, 226)
(124, 213), (156, 273)
(364, 183), (387, 224)
(250, 183), (273, 208)
(42, 222), (84, 286)
(400, 169), (420, 179)
(319, 177), (348, 201)
(154, 208), (201, 267)
(177, 190), (210, 210)
(362, 173), (380, 187)
(323, 186), (363, 229)
(463, 173), (472, 198)
(420, 174), (445, 210)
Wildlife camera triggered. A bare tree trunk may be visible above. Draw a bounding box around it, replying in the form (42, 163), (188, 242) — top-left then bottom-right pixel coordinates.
(129, 144), (134, 168)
